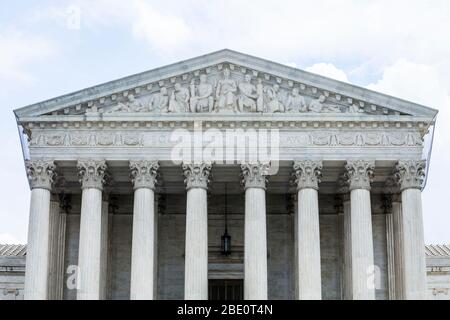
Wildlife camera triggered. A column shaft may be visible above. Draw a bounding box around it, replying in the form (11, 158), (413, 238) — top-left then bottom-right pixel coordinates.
(100, 199), (109, 300)
(24, 188), (51, 300)
(47, 199), (66, 300)
(130, 188), (156, 299)
(244, 187), (268, 300)
(342, 196), (352, 300)
(385, 212), (396, 300)
(349, 189), (375, 300)
(185, 188), (209, 300)
(77, 187), (103, 300)
(400, 188), (427, 299)
(297, 188), (321, 299)
(392, 198), (404, 299)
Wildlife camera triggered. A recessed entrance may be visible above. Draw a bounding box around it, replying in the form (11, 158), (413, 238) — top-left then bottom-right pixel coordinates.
(208, 279), (244, 300)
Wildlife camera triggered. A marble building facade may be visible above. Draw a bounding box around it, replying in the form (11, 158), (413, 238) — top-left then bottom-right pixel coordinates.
(13, 50), (438, 300)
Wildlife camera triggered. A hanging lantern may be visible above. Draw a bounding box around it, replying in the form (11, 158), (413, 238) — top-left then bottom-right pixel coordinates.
(221, 183), (232, 256)
(221, 229), (231, 256)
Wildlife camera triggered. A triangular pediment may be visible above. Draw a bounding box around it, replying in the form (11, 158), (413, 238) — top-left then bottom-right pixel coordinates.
(14, 49), (438, 120)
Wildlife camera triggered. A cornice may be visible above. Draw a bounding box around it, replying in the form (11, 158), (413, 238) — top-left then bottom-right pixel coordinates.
(20, 115), (432, 132)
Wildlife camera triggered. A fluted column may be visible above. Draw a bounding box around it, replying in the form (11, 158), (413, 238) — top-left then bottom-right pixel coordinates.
(99, 196), (109, 300)
(241, 161), (270, 300)
(24, 160), (56, 300)
(47, 195), (66, 300)
(129, 160), (159, 300)
(344, 160), (375, 300)
(292, 160), (323, 300)
(76, 160), (107, 300)
(394, 160), (427, 300)
(391, 194), (404, 299)
(183, 162), (212, 300)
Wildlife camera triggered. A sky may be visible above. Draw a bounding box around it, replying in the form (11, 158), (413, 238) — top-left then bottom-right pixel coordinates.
(0, 0), (449, 244)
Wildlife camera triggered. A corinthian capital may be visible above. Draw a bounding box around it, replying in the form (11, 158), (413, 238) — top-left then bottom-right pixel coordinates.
(130, 160), (159, 190)
(26, 160), (57, 190)
(77, 160), (107, 190)
(241, 161), (270, 190)
(394, 160), (426, 191)
(344, 160), (375, 191)
(292, 160), (322, 190)
(182, 162), (212, 190)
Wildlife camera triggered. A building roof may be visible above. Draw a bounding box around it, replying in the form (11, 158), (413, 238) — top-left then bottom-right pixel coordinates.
(0, 244), (27, 256)
(425, 245), (450, 257)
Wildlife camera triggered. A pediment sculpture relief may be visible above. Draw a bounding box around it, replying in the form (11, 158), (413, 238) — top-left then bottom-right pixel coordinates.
(100, 66), (382, 115)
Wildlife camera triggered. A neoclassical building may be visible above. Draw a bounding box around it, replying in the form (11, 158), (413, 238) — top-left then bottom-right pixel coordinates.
(14, 50), (438, 300)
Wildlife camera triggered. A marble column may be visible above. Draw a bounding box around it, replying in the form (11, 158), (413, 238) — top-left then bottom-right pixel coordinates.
(129, 160), (159, 300)
(24, 160), (56, 300)
(76, 160), (107, 300)
(344, 160), (376, 300)
(378, 180), (396, 300)
(391, 194), (404, 300)
(241, 161), (270, 300)
(183, 162), (212, 300)
(292, 160), (323, 300)
(47, 195), (66, 300)
(339, 190), (352, 300)
(394, 160), (427, 300)
(99, 196), (109, 300)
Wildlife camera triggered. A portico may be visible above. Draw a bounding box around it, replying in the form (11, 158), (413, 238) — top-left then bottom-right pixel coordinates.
(15, 50), (437, 300)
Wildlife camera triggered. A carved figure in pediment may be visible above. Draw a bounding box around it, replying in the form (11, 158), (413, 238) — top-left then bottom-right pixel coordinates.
(189, 75), (214, 113)
(215, 68), (237, 112)
(168, 83), (190, 113)
(308, 95), (325, 112)
(266, 84), (285, 113)
(150, 87), (169, 112)
(238, 74), (258, 112)
(348, 103), (364, 113)
(308, 95), (341, 113)
(286, 88), (307, 112)
(107, 94), (144, 113)
(256, 79), (264, 113)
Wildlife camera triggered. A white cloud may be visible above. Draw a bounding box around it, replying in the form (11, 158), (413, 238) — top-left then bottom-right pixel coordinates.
(0, 233), (22, 245)
(305, 63), (349, 82)
(130, 1), (192, 50)
(0, 31), (55, 84)
(45, 0), (193, 53)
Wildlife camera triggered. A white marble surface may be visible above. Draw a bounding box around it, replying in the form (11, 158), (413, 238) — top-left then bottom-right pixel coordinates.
(297, 188), (322, 299)
(184, 188), (209, 300)
(244, 188), (268, 300)
(130, 188), (156, 300)
(24, 188), (51, 300)
(77, 188), (103, 300)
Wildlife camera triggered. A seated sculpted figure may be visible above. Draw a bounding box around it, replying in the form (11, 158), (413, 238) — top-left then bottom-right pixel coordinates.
(309, 95), (341, 113)
(285, 88), (307, 112)
(348, 103), (364, 113)
(189, 75), (214, 113)
(215, 68), (237, 112)
(107, 94), (144, 113)
(168, 83), (190, 113)
(238, 74), (257, 112)
(266, 84), (285, 113)
(308, 95), (326, 112)
(149, 87), (169, 113)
